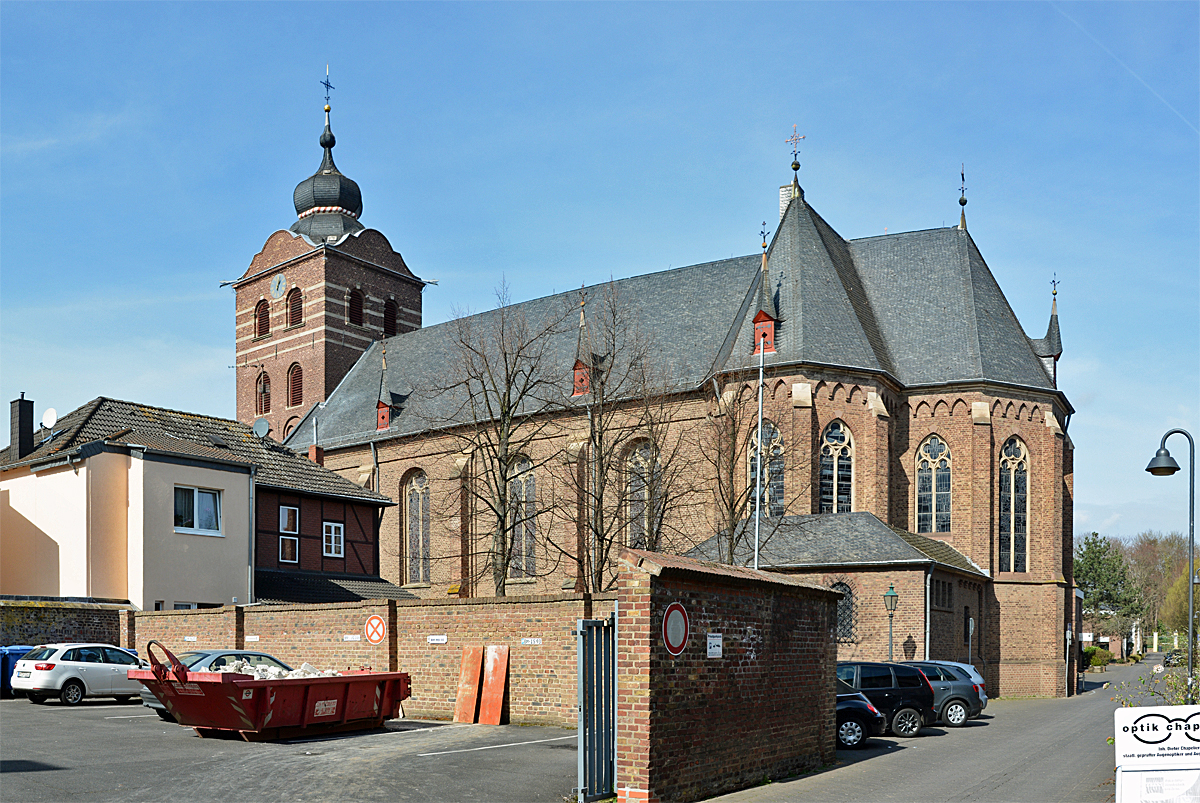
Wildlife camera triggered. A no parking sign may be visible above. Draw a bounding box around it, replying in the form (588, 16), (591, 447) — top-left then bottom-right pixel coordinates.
(365, 614), (387, 645)
(662, 602), (689, 656)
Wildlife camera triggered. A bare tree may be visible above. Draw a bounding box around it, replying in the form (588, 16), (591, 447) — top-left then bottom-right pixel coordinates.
(1122, 530), (1190, 637)
(433, 280), (573, 596)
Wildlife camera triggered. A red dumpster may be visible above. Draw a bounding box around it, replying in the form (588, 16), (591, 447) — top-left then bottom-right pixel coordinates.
(129, 640), (411, 741)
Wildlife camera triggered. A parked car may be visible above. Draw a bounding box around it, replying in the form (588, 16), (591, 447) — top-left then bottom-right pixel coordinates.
(10, 643), (147, 705)
(836, 662), (937, 737)
(139, 650), (292, 721)
(836, 678), (887, 748)
(901, 661), (982, 726)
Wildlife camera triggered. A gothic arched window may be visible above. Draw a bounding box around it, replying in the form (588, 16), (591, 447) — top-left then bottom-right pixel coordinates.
(383, 299), (399, 338)
(507, 457), (536, 578)
(405, 471), (430, 584)
(255, 372), (271, 415)
(916, 435), (952, 533)
(287, 363), (303, 408)
(286, 288), (303, 328)
(748, 420), (785, 517)
(627, 441), (661, 550)
(819, 421), (854, 513)
(999, 436), (1029, 572)
(831, 582), (857, 642)
(255, 300), (270, 338)
(348, 289), (365, 327)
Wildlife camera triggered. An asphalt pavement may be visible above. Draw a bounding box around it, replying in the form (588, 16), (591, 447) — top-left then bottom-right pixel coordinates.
(711, 658), (1153, 803)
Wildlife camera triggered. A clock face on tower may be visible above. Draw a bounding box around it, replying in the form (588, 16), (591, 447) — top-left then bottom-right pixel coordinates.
(270, 274), (287, 299)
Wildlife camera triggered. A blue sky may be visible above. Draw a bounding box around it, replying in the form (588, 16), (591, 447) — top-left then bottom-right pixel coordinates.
(2, 2), (1196, 540)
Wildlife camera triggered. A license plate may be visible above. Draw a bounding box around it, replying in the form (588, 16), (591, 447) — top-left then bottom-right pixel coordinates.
(17, 671), (30, 678)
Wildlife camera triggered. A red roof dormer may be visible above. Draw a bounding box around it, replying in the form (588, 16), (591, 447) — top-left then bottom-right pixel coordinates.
(753, 310), (776, 355)
(572, 359), (591, 396)
(376, 400), (390, 431)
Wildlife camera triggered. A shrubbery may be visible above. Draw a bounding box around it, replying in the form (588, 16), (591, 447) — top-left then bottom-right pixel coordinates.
(1084, 646), (1113, 668)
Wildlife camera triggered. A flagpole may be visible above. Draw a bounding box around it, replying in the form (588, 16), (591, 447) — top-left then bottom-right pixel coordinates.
(754, 330), (765, 570)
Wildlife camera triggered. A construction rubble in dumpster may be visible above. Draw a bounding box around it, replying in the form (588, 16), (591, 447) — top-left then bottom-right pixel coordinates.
(213, 659), (343, 680)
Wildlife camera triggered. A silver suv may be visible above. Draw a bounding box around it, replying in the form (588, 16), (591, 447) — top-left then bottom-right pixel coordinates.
(903, 661), (983, 726)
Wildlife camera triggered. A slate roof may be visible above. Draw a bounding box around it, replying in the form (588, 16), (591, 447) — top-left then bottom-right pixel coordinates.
(1, 397), (391, 506)
(254, 569), (416, 605)
(286, 191), (1067, 451)
(687, 511), (986, 578)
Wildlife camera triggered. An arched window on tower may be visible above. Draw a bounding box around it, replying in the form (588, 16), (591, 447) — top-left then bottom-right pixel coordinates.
(999, 436), (1029, 572)
(916, 435), (952, 533)
(507, 457), (536, 579)
(255, 300), (270, 338)
(287, 363), (303, 408)
(819, 421), (854, 513)
(830, 582), (857, 642)
(383, 299), (399, 338)
(404, 471), (430, 584)
(348, 290), (364, 327)
(256, 372), (271, 415)
(626, 441), (662, 550)
(748, 420), (785, 517)
(286, 288), (303, 328)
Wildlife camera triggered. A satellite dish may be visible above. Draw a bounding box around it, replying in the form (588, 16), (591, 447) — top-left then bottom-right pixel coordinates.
(252, 418), (270, 438)
(41, 408), (58, 430)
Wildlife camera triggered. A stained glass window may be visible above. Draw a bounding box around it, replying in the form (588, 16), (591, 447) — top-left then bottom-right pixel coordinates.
(999, 437), (1029, 572)
(831, 582), (856, 642)
(405, 472), (430, 583)
(819, 421), (853, 513)
(916, 435), (952, 533)
(748, 420), (785, 517)
(627, 442), (662, 549)
(508, 458), (536, 578)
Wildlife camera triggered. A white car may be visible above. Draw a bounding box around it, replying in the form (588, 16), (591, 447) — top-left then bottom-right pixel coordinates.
(10, 643), (147, 706)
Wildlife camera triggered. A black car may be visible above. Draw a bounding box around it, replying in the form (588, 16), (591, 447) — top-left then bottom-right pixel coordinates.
(836, 662), (937, 737)
(836, 678), (887, 748)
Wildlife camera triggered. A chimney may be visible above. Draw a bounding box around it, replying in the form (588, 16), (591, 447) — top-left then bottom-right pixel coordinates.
(10, 393), (34, 460)
(308, 445), (324, 466)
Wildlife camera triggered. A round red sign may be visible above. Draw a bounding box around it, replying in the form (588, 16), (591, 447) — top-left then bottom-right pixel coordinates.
(364, 614), (387, 645)
(662, 602), (689, 656)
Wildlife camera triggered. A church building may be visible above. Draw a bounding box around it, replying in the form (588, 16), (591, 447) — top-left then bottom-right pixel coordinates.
(232, 107), (1078, 698)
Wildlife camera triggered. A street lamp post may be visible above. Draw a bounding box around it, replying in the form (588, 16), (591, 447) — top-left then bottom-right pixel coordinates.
(883, 583), (899, 661)
(1146, 428), (1195, 701)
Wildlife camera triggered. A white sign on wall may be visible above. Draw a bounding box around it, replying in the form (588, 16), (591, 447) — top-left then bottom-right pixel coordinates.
(245, 635), (260, 642)
(1113, 705), (1200, 769)
(707, 633), (723, 659)
(521, 637), (542, 645)
(1082, 633), (1093, 641)
(427, 635), (448, 644)
(343, 634), (362, 642)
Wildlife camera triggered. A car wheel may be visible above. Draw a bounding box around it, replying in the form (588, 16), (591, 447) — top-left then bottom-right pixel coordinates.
(156, 709), (176, 723)
(943, 700), (969, 727)
(891, 707), (922, 737)
(60, 680), (85, 706)
(837, 717), (867, 748)
(27, 693), (45, 704)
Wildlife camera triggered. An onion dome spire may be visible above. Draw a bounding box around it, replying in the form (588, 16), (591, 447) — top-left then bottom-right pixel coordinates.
(290, 101), (364, 243)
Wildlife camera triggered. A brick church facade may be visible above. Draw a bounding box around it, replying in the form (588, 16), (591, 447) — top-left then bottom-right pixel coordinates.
(232, 109), (1079, 697)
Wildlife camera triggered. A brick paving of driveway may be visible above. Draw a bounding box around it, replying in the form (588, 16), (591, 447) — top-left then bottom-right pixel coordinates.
(710, 658), (1153, 803)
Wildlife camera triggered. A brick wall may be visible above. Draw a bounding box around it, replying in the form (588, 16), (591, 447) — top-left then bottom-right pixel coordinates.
(616, 550), (839, 803)
(0, 601), (128, 646)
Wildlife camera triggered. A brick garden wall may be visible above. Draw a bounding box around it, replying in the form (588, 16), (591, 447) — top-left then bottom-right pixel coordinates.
(0, 601), (129, 647)
(616, 549), (839, 803)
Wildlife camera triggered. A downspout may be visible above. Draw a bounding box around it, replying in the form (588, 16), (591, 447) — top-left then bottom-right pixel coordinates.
(924, 563), (932, 660)
(371, 441), (379, 492)
(248, 465), (257, 603)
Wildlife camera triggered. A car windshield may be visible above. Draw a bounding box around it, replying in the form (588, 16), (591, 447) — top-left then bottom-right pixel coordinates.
(21, 646), (56, 661)
(176, 652), (207, 667)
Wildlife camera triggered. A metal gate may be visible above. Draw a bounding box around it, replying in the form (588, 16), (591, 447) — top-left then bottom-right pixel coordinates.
(576, 605), (617, 803)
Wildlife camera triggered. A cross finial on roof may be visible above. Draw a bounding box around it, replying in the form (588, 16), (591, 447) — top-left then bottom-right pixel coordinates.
(786, 125), (804, 164)
(1051, 273), (1060, 297)
(321, 64), (335, 107)
(760, 221), (770, 252)
(958, 164), (968, 230)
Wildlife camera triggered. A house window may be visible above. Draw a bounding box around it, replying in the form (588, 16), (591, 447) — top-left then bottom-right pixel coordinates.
(831, 582), (856, 642)
(255, 300), (270, 338)
(819, 421), (854, 513)
(748, 420), (785, 517)
(916, 435), (952, 533)
(286, 288), (303, 328)
(174, 487), (221, 535)
(384, 299), (399, 338)
(405, 472), (431, 584)
(279, 505), (298, 534)
(999, 436), (1029, 572)
(627, 442), (661, 550)
(256, 372), (271, 415)
(507, 457), (536, 578)
(572, 360), (590, 396)
(279, 536), (299, 563)
(173, 602), (198, 610)
(323, 522), (345, 558)
(348, 289), (364, 327)
(287, 363), (303, 408)
(933, 579), (954, 609)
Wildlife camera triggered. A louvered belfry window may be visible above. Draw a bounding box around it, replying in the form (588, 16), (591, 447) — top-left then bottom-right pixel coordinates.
(348, 290), (364, 327)
(287, 363), (303, 408)
(256, 372), (271, 415)
(384, 299), (398, 338)
(255, 300), (270, 338)
(287, 288), (303, 328)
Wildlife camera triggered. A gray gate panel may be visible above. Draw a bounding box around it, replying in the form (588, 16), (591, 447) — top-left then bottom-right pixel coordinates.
(577, 606), (616, 803)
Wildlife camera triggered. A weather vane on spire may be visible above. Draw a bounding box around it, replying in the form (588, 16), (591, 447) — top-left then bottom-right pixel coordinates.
(760, 221), (770, 251)
(1051, 273), (1060, 296)
(959, 164), (967, 199)
(786, 125), (805, 162)
(321, 64), (335, 106)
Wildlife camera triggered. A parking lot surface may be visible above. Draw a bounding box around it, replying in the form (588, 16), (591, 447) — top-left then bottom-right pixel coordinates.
(0, 698), (577, 802)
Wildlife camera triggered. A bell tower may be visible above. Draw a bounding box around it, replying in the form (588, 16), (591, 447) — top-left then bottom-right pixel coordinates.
(232, 103), (425, 440)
